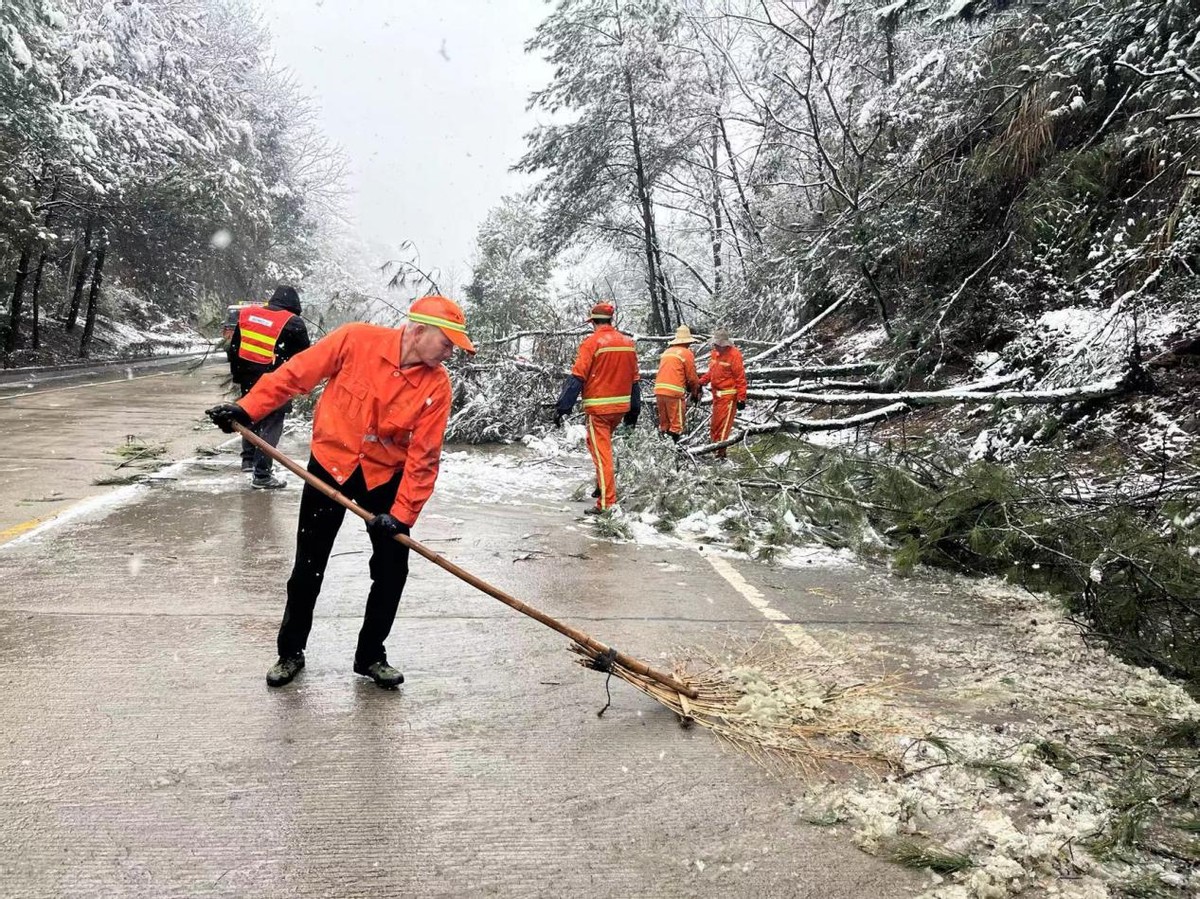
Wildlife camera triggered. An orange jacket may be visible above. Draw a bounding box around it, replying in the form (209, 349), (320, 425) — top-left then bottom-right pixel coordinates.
(570, 324), (640, 415)
(654, 346), (700, 398)
(699, 345), (747, 401)
(238, 322), (452, 527)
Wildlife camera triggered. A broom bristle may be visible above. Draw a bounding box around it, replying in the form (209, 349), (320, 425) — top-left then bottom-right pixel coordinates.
(569, 635), (903, 777)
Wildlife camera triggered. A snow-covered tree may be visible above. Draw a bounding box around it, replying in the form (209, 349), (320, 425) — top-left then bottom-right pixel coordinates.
(1, 0), (345, 358)
(465, 196), (555, 340)
(517, 0), (711, 334)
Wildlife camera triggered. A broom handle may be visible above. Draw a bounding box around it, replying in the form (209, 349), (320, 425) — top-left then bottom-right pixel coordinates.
(232, 422), (698, 699)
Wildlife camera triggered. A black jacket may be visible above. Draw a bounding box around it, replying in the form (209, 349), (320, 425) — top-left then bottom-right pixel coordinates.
(227, 299), (311, 388)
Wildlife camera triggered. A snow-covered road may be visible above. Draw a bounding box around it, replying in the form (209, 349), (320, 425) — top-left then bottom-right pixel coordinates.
(0, 367), (1194, 897)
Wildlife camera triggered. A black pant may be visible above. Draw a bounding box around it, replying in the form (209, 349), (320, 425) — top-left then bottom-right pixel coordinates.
(276, 457), (408, 667)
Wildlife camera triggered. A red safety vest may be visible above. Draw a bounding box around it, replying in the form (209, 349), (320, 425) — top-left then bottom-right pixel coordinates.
(237, 305), (294, 365)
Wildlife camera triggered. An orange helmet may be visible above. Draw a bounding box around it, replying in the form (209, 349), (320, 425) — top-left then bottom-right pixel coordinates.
(587, 301), (615, 322)
(408, 295), (476, 354)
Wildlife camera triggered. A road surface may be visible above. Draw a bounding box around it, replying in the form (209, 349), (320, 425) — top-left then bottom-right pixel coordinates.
(0, 366), (950, 897)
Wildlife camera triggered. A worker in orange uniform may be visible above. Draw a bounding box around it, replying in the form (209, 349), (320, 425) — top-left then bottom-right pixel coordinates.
(654, 324), (701, 442)
(554, 301), (641, 515)
(206, 295), (476, 690)
(698, 327), (747, 458)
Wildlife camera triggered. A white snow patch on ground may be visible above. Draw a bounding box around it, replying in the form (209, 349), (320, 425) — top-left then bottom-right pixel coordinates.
(437, 447), (576, 506)
(775, 544), (858, 568)
(838, 325), (889, 360)
(807, 578), (1200, 897)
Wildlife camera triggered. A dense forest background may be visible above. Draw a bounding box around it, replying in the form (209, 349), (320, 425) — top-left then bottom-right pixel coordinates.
(0, 0), (345, 360)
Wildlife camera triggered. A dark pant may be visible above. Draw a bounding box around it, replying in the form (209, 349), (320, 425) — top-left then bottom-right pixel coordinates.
(238, 383), (289, 477)
(276, 457), (408, 667)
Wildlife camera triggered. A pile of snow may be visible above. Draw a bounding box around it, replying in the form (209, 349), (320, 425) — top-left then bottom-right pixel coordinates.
(93, 284), (209, 355)
(803, 579), (1200, 897)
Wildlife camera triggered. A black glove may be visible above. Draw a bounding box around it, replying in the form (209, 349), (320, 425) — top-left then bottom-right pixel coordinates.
(736, 401), (746, 411)
(552, 410), (566, 428)
(367, 514), (409, 539)
(206, 403), (252, 433)
(623, 412), (638, 429)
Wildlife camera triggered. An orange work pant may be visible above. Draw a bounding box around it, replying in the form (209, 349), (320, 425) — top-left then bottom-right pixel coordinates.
(656, 394), (686, 436)
(585, 412), (625, 510)
(710, 393), (737, 457)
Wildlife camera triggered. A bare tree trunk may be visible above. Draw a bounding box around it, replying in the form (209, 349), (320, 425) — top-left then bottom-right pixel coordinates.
(79, 233), (107, 359)
(648, 216), (674, 332)
(884, 26), (896, 85)
(65, 218), (93, 333)
(718, 114), (762, 246)
(624, 66), (667, 334)
(719, 190), (750, 284)
(29, 188), (59, 351)
(710, 121), (724, 304)
(5, 241), (35, 353)
(31, 249), (47, 351)
(860, 261), (893, 338)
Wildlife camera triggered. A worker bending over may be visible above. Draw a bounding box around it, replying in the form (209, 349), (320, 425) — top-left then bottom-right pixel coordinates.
(207, 296), (475, 689)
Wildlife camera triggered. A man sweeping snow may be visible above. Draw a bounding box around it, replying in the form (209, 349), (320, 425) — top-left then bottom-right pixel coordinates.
(207, 295), (476, 689)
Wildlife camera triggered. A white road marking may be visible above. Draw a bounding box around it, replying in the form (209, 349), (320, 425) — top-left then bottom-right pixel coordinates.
(0, 370), (174, 402)
(704, 553), (827, 657)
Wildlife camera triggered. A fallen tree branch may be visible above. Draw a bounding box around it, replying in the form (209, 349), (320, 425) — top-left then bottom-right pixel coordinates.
(688, 402), (911, 455)
(746, 377), (1124, 407)
(745, 362), (883, 378)
(475, 328), (589, 347)
(751, 378), (888, 391)
(743, 292), (852, 367)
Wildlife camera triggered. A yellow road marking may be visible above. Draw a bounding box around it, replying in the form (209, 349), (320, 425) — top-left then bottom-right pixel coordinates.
(0, 515), (52, 545)
(705, 554), (827, 657)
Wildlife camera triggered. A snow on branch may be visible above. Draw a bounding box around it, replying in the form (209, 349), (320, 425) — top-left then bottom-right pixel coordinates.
(475, 328), (590, 347)
(742, 292), (851, 367)
(745, 362), (883, 378)
(687, 403), (912, 456)
(747, 377), (1125, 407)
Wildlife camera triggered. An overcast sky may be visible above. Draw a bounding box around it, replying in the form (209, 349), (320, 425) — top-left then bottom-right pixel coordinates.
(255, 0), (552, 287)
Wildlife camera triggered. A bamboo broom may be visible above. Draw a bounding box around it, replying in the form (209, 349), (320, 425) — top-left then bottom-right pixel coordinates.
(229, 422), (898, 772)
(232, 422), (696, 699)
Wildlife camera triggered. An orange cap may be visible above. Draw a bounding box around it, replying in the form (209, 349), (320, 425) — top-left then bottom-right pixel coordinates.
(408, 295), (476, 354)
(587, 301), (615, 322)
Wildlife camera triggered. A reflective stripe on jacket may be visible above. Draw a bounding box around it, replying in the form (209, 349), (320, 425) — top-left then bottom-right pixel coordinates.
(238, 323), (452, 527)
(653, 346), (699, 397)
(236, 305), (294, 365)
(699, 345), (747, 402)
(570, 324), (640, 416)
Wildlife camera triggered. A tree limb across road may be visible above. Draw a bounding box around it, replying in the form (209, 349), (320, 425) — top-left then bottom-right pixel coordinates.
(746, 378), (1125, 407)
(688, 402), (913, 455)
(687, 376), (1130, 455)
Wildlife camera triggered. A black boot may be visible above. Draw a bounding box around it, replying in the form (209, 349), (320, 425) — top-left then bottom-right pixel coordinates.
(266, 652), (305, 687)
(354, 660), (404, 688)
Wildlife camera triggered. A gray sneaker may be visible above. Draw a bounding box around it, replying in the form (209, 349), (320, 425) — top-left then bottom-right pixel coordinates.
(266, 653), (305, 687)
(251, 474), (286, 490)
(353, 660), (404, 688)
(241, 459), (255, 472)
